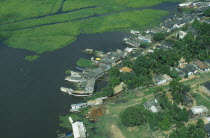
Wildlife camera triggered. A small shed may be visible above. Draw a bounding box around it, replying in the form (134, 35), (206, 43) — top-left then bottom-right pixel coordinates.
(143, 99), (161, 113)
(87, 99), (103, 106)
(190, 105), (209, 118)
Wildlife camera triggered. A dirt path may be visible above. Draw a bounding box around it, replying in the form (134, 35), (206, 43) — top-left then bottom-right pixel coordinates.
(110, 123), (125, 138)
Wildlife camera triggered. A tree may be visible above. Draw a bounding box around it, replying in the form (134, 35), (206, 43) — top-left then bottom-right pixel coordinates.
(109, 67), (120, 77)
(153, 33), (166, 41)
(192, 19), (201, 29)
(204, 7), (210, 17)
(101, 86), (114, 97)
(120, 107), (146, 127)
(108, 76), (120, 87)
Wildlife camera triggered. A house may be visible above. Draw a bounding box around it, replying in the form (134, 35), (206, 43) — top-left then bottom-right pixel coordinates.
(193, 59), (209, 72)
(119, 66), (133, 73)
(72, 121), (86, 138)
(87, 99), (103, 106)
(190, 105), (208, 118)
(175, 68), (186, 78)
(154, 74), (172, 85)
(86, 68), (104, 79)
(176, 31), (187, 39)
(138, 34), (152, 43)
(183, 93), (193, 107)
(203, 81), (210, 94)
(70, 103), (88, 112)
(179, 2), (192, 8)
(87, 97), (107, 106)
(204, 59), (210, 67)
(130, 30), (140, 35)
(204, 123), (210, 137)
(114, 82), (126, 94)
(143, 99), (161, 113)
(99, 63), (111, 71)
(182, 67), (193, 77)
(84, 78), (96, 93)
(123, 37), (141, 47)
(186, 64), (198, 74)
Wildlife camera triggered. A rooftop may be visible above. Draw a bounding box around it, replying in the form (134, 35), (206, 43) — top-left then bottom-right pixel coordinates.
(72, 121), (86, 138)
(186, 64), (197, 72)
(193, 59), (209, 69)
(190, 105), (208, 114)
(204, 81), (210, 91)
(119, 66), (133, 73)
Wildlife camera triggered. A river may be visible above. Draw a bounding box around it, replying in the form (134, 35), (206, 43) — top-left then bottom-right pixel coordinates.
(0, 2), (179, 138)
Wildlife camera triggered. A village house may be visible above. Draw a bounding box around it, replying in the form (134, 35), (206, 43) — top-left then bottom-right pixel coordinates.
(130, 30), (140, 35)
(182, 67), (193, 77)
(143, 99), (161, 113)
(123, 37), (141, 47)
(119, 66), (133, 73)
(205, 123), (210, 138)
(138, 34), (152, 43)
(70, 103), (88, 112)
(204, 59), (210, 67)
(84, 78), (96, 93)
(98, 63), (111, 72)
(179, 2), (192, 8)
(193, 59), (209, 72)
(186, 64), (198, 74)
(183, 93), (194, 107)
(86, 68), (104, 79)
(175, 68), (186, 78)
(176, 30), (187, 39)
(203, 81), (210, 94)
(114, 82), (126, 95)
(190, 105), (209, 118)
(87, 97), (107, 106)
(154, 74), (172, 85)
(72, 121), (86, 138)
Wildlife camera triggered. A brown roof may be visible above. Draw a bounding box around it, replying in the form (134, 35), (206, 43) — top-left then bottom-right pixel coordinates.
(120, 66), (133, 73)
(194, 59), (209, 69)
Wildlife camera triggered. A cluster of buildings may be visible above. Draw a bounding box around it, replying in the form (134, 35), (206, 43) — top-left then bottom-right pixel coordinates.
(61, 48), (137, 96)
(179, 1), (210, 11)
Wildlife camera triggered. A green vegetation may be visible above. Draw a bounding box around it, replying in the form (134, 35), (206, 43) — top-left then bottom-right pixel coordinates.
(76, 58), (94, 68)
(65, 70), (71, 75)
(153, 32), (166, 41)
(24, 55), (40, 61)
(170, 119), (206, 138)
(204, 7), (210, 16)
(0, 0), (183, 55)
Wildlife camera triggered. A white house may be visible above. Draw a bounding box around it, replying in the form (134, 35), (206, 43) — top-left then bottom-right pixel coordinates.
(176, 31), (187, 39)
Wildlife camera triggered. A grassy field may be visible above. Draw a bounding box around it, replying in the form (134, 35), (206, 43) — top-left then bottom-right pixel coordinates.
(1, 9), (168, 54)
(0, 0), (182, 56)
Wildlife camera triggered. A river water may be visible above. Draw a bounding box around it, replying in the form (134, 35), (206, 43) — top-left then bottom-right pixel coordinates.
(0, 2), (179, 138)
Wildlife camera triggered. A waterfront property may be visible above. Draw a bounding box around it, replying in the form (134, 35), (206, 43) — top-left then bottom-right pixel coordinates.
(71, 121), (86, 138)
(84, 78), (96, 93)
(143, 99), (161, 113)
(70, 103), (88, 112)
(190, 105), (209, 118)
